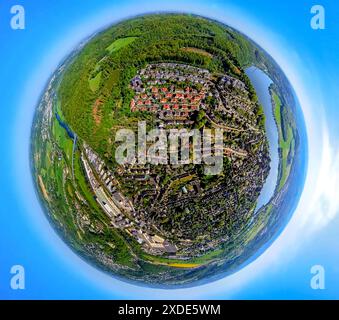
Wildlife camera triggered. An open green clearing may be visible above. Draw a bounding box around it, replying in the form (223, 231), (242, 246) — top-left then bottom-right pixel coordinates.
(88, 71), (102, 92)
(106, 37), (138, 53)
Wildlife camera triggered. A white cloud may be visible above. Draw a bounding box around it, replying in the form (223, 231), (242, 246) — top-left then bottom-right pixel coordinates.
(302, 129), (339, 232)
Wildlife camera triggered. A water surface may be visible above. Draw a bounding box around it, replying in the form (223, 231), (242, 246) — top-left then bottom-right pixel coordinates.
(246, 66), (279, 210)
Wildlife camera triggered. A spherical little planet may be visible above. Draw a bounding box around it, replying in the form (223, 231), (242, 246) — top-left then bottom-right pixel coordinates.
(31, 13), (306, 287)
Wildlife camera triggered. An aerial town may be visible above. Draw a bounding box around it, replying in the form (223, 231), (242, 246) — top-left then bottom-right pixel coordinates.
(81, 144), (178, 255)
(129, 63), (255, 129)
(32, 14), (299, 285)
(77, 63), (270, 257)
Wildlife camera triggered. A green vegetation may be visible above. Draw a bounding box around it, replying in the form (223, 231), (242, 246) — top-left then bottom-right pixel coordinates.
(106, 37), (138, 53)
(88, 71), (102, 92)
(58, 14), (261, 158)
(52, 117), (73, 163)
(32, 13), (302, 286)
(271, 88), (295, 190)
(32, 91), (137, 269)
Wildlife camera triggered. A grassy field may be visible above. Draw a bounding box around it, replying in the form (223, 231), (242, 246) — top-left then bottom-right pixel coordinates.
(106, 37), (138, 53)
(272, 91), (294, 190)
(52, 117), (73, 164)
(88, 71), (102, 92)
(167, 263), (200, 268)
(55, 100), (64, 119)
(73, 150), (101, 211)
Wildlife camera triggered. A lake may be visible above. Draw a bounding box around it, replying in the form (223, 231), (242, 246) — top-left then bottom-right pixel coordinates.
(245, 66), (279, 211)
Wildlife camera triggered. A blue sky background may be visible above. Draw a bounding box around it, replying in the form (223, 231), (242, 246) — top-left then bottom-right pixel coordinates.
(1, 0), (339, 299)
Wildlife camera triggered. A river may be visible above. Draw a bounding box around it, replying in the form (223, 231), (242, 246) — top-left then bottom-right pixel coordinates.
(245, 66), (279, 211)
(55, 112), (75, 140)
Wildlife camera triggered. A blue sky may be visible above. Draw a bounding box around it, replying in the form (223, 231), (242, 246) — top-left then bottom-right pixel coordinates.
(1, 0), (339, 299)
